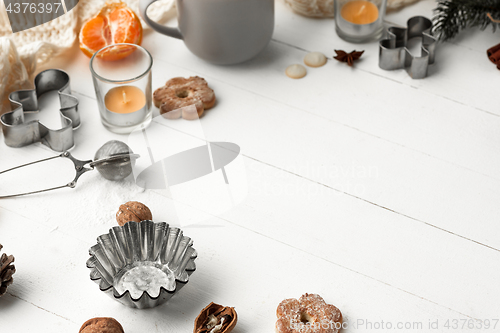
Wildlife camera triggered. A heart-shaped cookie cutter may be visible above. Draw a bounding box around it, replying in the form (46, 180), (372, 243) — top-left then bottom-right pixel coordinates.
(0, 69), (80, 151)
(379, 16), (437, 79)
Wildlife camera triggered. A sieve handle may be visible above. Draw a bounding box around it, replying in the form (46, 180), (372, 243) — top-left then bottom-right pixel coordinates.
(0, 152), (93, 199)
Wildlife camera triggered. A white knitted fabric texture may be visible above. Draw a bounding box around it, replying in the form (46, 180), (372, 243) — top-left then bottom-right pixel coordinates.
(0, 0), (175, 115)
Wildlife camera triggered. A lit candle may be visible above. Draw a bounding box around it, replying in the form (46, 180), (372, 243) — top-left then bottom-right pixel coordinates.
(341, 0), (379, 25)
(334, 0), (387, 43)
(90, 44), (153, 133)
(105, 86), (146, 114)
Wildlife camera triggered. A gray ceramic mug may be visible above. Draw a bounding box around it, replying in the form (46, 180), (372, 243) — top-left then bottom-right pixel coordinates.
(139, 0), (274, 65)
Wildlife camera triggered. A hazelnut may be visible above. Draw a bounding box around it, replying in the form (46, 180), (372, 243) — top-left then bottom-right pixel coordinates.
(194, 302), (237, 333)
(116, 201), (152, 226)
(79, 317), (124, 333)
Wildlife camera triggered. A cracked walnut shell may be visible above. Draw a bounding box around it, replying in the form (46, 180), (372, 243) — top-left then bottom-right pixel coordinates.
(194, 302), (237, 333)
(79, 317), (124, 333)
(116, 201), (152, 226)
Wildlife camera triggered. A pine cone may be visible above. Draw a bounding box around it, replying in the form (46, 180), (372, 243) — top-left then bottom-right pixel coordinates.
(0, 244), (15, 297)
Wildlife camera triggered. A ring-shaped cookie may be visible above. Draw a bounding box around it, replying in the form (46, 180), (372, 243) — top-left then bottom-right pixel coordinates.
(153, 76), (216, 120)
(276, 293), (342, 333)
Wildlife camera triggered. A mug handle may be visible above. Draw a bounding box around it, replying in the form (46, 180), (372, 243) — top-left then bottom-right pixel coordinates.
(139, 0), (183, 40)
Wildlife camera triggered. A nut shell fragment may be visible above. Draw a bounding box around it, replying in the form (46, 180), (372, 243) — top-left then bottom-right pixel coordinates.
(194, 302), (237, 333)
(116, 201), (152, 226)
(79, 317), (124, 333)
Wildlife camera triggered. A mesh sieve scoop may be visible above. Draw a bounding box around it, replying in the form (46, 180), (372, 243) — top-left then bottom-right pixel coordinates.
(0, 140), (139, 198)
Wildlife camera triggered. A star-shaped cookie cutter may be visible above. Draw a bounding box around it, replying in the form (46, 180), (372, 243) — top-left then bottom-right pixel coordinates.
(379, 16), (437, 79)
(1, 69), (80, 152)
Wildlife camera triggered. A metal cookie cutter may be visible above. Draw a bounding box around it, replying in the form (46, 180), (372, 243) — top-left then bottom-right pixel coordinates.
(379, 16), (437, 79)
(0, 69), (80, 152)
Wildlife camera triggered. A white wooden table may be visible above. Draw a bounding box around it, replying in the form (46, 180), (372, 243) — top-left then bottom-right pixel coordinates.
(1, 0), (499, 332)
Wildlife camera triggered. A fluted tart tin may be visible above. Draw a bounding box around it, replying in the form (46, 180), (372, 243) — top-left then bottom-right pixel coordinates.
(86, 220), (197, 309)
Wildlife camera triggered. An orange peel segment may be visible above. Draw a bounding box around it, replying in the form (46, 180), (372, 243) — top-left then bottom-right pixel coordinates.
(79, 2), (143, 61)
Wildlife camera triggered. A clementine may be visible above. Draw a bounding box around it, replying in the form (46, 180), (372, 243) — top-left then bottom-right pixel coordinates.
(79, 2), (143, 61)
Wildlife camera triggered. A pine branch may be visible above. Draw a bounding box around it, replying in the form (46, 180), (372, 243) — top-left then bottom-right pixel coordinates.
(432, 0), (500, 41)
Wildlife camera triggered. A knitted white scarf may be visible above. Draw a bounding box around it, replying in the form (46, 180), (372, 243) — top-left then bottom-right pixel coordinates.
(0, 0), (175, 114)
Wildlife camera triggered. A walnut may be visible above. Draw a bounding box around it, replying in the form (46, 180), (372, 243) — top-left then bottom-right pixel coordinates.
(79, 317), (124, 333)
(194, 302), (237, 333)
(116, 201), (152, 226)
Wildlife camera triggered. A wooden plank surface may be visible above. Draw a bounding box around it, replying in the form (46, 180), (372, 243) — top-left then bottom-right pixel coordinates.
(1, 0), (499, 332)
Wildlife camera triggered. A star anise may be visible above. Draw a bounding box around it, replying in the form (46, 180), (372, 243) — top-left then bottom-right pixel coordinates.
(333, 50), (364, 66)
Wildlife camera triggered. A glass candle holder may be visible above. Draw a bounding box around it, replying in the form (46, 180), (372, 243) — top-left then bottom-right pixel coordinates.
(335, 0), (387, 43)
(90, 44), (153, 134)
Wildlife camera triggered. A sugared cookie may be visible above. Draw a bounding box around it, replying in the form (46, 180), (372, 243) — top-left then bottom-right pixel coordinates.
(286, 64), (307, 79)
(304, 52), (327, 67)
(276, 293), (342, 333)
(154, 76), (216, 120)
(79, 317), (124, 333)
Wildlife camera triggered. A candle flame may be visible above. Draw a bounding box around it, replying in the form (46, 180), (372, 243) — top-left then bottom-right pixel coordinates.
(122, 90), (129, 104)
(356, 4), (366, 17)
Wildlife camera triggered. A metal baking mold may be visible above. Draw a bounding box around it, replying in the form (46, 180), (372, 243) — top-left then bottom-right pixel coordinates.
(86, 220), (197, 309)
(0, 69), (80, 151)
(379, 16), (437, 79)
